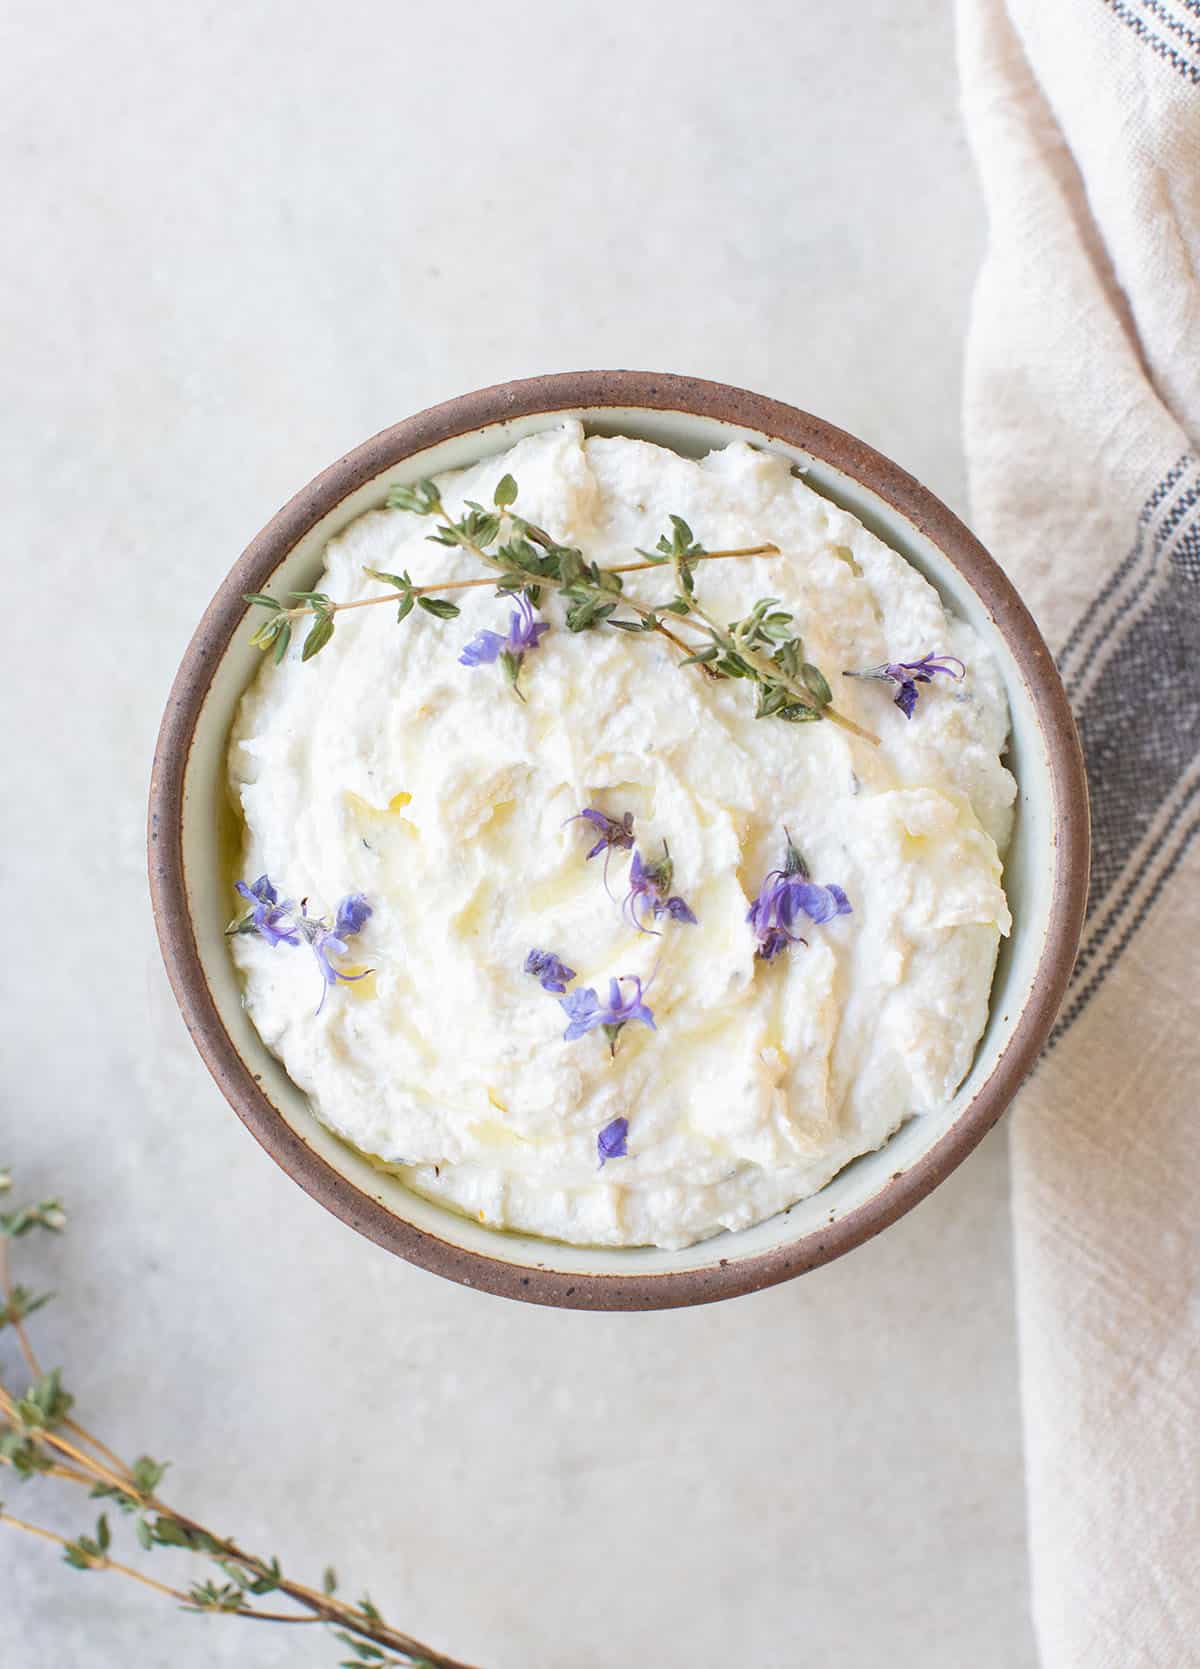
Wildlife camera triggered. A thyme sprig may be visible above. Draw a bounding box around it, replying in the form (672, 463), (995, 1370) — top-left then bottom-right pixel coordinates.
(243, 472), (878, 743)
(0, 1168), (479, 1668)
(383, 476), (723, 667)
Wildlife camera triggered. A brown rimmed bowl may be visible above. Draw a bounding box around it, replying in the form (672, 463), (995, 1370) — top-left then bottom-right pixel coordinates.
(149, 370), (1089, 1310)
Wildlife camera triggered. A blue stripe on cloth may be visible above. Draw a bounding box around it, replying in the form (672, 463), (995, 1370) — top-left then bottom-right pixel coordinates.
(1066, 774), (1200, 992)
(1100, 0), (1200, 80)
(1056, 454), (1195, 679)
(1047, 810), (1200, 1048)
(1138, 0), (1200, 52)
(1047, 464), (1200, 1043)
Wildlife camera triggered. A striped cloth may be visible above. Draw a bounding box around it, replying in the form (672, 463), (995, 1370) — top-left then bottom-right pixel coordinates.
(959, 0), (1200, 1663)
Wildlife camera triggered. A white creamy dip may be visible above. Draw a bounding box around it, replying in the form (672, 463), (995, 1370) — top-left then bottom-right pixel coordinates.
(229, 424), (1014, 1249)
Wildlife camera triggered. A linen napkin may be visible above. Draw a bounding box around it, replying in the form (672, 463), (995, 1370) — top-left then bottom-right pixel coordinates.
(957, 0), (1200, 1661)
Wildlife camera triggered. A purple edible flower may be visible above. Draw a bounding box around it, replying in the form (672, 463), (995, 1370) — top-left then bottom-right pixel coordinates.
(843, 652), (965, 719)
(597, 1116), (630, 1167)
(747, 832), (851, 962)
(560, 975), (656, 1052)
(623, 845), (697, 935)
(524, 947), (577, 994)
(570, 807), (635, 863)
(458, 592), (550, 697)
(232, 875), (300, 947)
(230, 879), (373, 1012)
(335, 892), (372, 936)
(568, 805), (636, 898)
(297, 895), (374, 1013)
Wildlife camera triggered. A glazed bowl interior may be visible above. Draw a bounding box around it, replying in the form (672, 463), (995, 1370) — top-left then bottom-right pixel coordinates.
(164, 384), (1077, 1307)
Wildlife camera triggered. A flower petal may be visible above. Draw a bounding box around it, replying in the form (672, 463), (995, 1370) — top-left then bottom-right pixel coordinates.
(560, 986), (602, 1040)
(525, 948), (576, 994)
(597, 1116), (629, 1166)
(335, 893), (372, 937)
(665, 896), (697, 924)
(459, 630), (506, 667)
(894, 680), (919, 719)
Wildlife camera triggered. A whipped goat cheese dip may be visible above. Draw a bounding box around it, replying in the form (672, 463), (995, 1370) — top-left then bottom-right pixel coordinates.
(228, 423), (1014, 1250)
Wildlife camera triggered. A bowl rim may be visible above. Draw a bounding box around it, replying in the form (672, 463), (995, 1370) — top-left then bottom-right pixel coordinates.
(148, 369), (1090, 1310)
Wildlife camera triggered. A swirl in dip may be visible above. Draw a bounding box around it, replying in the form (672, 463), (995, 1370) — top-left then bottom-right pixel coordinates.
(228, 424), (1014, 1250)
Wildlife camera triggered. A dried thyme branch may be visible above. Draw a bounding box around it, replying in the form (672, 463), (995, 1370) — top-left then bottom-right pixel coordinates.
(0, 1167), (480, 1669)
(243, 472), (877, 744)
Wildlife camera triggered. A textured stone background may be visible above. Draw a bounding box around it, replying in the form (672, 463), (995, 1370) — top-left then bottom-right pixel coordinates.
(1, 3), (1035, 1663)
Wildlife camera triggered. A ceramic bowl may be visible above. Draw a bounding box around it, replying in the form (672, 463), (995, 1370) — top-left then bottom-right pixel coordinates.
(149, 370), (1089, 1310)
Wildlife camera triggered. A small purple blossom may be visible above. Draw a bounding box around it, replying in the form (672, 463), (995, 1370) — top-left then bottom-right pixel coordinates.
(747, 833), (851, 962)
(231, 879), (373, 1012)
(524, 947), (577, 994)
(597, 1116), (629, 1167)
(458, 592), (550, 697)
(662, 895), (698, 922)
(568, 805), (636, 899)
(843, 652), (965, 719)
(335, 893), (372, 936)
(232, 875), (300, 947)
(624, 846), (697, 934)
(560, 975), (656, 1050)
(569, 807), (635, 863)
(297, 894), (374, 1012)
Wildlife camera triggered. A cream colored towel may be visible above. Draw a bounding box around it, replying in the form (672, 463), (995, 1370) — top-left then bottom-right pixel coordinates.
(958, 0), (1200, 1661)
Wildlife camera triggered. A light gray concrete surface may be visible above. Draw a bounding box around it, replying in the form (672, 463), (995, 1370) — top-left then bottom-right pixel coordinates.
(1, 3), (1037, 1664)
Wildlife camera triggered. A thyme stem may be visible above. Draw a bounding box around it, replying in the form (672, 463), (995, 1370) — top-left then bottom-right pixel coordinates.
(1, 1350), (476, 1662)
(277, 542), (780, 622)
(0, 1511), (189, 1601)
(0, 1236), (41, 1381)
(252, 478), (878, 744)
(687, 601), (880, 744)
